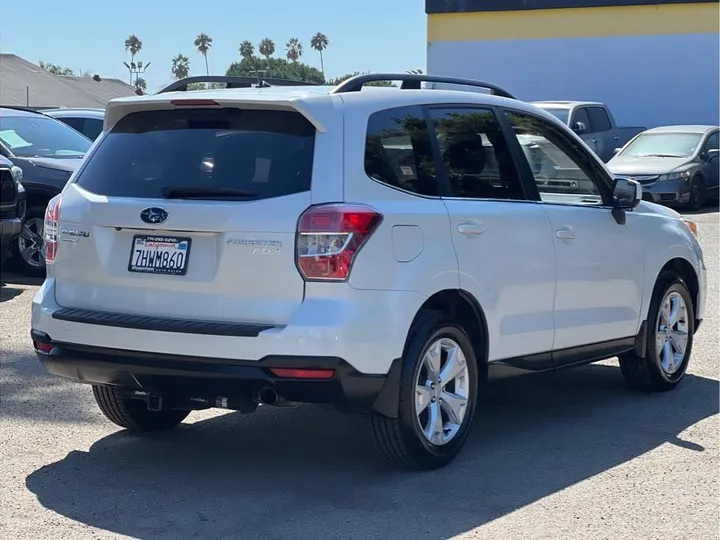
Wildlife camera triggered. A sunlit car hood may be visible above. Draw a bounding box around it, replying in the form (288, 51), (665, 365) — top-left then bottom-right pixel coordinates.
(607, 155), (691, 175)
(13, 156), (83, 172)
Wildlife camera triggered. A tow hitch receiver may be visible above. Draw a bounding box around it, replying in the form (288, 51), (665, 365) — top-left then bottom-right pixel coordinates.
(147, 394), (163, 411)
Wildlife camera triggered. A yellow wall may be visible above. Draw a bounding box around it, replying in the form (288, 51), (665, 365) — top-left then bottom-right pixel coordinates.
(428, 2), (720, 41)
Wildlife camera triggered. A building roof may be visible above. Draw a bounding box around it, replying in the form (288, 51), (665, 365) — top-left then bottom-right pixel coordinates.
(0, 54), (137, 109)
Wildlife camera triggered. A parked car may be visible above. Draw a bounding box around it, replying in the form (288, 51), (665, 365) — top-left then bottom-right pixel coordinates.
(0, 106), (92, 275)
(607, 125), (719, 211)
(0, 155), (26, 272)
(44, 108), (105, 141)
(531, 101), (646, 162)
(31, 74), (706, 470)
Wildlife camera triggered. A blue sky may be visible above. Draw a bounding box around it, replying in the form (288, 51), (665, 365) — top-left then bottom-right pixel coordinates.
(1, 0), (428, 93)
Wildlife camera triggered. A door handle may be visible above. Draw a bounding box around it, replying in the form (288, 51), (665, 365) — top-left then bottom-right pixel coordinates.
(613, 135), (620, 141)
(555, 226), (577, 240)
(457, 223), (486, 235)
(591, 138), (598, 144)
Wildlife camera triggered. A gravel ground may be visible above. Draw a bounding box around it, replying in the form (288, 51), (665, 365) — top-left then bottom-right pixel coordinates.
(1, 206), (718, 540)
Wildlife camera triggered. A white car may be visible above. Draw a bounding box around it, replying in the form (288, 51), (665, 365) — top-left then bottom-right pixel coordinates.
(31, 74), (707, 470)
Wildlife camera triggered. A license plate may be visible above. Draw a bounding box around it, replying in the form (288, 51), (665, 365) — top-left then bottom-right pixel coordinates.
(128, 235), (191, 275)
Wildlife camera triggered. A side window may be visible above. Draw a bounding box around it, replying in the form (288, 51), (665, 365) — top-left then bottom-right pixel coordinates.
(83, 118), (104, 141)
(572, 107), (591, 132)
(704, 131), (719, 151)
(364, 105), (438, 196)
(587, 107), (612, 132)
(429, 108), (525, 200)
(60, 117), (84, 133)
(504, 110), (610, 207)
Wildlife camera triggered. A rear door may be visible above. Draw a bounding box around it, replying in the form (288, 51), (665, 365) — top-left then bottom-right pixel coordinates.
(428, 105), (557, 363)
(54, 105), (324, 326)
(585, 106), (614, 161)
(571, 107), (598, 156)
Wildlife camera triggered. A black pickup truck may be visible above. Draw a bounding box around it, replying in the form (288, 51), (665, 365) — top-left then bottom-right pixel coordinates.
(0, 155), (26, 272)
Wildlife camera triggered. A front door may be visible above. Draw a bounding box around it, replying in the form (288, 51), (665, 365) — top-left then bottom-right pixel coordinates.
(427, 106), (556, 363)
(501, 108), (645, 354)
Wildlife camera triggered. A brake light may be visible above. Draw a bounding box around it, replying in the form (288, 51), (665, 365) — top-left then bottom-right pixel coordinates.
(43, 194), (62, 264)
(296, 204), (383, 281)
(170, 99), (220, 107)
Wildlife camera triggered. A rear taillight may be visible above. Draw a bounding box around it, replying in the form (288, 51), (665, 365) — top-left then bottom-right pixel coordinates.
(296, 204), (383, 281)
(43, 194), (62, 264)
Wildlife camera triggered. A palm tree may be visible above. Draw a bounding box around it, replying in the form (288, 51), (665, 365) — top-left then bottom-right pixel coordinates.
(407, 69), (424, 75)
(239, 40), (255, 61)
(285, 38), (302, 63)
(171, 54), (190, 80)
(258, 38), (275, 60)
(124, 34), (143, 84)
(134, 77), (147, 92)
(310, 32), (329, 77)
(194, 33), (213, 75)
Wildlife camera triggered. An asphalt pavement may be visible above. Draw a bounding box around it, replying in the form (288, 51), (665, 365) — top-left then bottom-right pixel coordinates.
(1, 206), (718, 540)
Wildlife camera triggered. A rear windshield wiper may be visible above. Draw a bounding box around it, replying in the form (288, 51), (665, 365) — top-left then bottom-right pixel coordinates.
(161, 187), (258, 200)
(641, 154), (684, 158)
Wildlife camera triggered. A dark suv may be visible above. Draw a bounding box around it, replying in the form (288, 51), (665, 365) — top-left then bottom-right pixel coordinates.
(0, 107), (91, 275)
(0, 155), (26, 272)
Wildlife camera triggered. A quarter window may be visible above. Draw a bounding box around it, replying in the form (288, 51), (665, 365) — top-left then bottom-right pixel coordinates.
(587, 107), (612, 132)
(429, 108), (525, 200)
(364, 106), (438, 196)
(504, 110), (609, 206)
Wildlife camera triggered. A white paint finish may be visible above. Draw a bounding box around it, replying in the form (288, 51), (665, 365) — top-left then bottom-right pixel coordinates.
(539, 204), (644, 348)
(391, 225), (424, 262)
(442, 200), (556, 360)
(427, 33), (720, 128)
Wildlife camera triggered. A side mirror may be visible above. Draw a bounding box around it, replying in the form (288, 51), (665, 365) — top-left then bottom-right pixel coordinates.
(613, 147), (622, 156)
(613, 177), (642, 209)
(572, 121), (588, 134)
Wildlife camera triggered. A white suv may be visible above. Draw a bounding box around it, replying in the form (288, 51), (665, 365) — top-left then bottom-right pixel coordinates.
(31, 74), (707, 470)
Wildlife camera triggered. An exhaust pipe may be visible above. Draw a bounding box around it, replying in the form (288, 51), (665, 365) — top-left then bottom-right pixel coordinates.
(256, 386), (279, 406)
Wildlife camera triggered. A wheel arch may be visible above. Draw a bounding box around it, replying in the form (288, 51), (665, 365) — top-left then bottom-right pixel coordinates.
(656, 257), (701, 326)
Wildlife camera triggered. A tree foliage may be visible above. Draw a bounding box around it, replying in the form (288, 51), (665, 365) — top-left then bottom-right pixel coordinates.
(258, 38), (275, 58)
(285, 38), (303, 62)
(226, 57), (324, 84)
(194, 33), (213, 75)
(134, 77), (147, 91)
(38, 61), (74, 76)
(171, 54), (190, 80)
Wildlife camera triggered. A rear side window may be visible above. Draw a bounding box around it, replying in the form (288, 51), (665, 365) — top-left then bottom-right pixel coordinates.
(75, 108), (315, 200)
(364, 105), (438, 196)
(83, 118), (104, 140)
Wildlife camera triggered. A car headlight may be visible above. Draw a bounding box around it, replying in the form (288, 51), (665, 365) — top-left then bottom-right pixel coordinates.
(658, 171), (691, 182)
(10, 165), (23, 185)
(682, 218), (699, 239)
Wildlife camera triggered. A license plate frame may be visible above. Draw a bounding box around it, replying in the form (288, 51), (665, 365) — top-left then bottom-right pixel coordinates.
(127, 235), (192, 276)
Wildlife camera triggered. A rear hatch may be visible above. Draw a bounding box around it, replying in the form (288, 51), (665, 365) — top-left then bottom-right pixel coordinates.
(53, 104), (319, 325)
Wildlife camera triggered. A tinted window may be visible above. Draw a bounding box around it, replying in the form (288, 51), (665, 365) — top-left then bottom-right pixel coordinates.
(83, 118), (104, 141)
(537, 107), (570, 125)
(430, 108), (524, 200)
(620, 132), (703, 158)
(504, 110), (608, 206)
(573, 107), (591, 130)
(75, 108), (315, 200)
(704, 131), (719, 151)
(587, 107), (612, 132)
(0, 115), (90, 158)
(364, 105), (438, 196)
(60, 117), (84, 133)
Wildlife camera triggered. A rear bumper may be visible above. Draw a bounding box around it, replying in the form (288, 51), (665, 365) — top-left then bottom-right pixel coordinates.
(31, 330), (402, 417)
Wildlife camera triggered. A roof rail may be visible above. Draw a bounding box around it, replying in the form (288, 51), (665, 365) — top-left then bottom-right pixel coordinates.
(330, 73), (517, 100)
(158, 75), (320, 94)
(0, 104), (51, 116)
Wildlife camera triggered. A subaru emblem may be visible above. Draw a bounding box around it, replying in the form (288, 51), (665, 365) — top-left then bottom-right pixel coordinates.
(140, 207), (169, 225)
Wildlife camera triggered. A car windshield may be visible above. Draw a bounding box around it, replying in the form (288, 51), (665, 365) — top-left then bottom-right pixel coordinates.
(0, 115), (91, 158)
(534, 106), (570, 124)
(620, 132), (703, 158)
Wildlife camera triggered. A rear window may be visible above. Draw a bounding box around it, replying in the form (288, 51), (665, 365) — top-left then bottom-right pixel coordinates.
(74, 108), (316, 200)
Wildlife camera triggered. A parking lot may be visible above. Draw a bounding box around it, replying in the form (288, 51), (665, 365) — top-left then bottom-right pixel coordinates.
(0, 206), (717, 540)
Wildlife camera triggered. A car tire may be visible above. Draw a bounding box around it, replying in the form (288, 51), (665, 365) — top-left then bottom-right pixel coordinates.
(0, 242), (7, 275)
(371, 310), (479, 470)
(619, 271), (694, 392)
(11, 205), (47, 277)
(92, 385), (190, 431)
(686, 175), (706, 211)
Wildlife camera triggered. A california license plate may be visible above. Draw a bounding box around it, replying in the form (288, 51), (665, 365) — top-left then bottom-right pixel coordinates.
(128, 235), (191, 275)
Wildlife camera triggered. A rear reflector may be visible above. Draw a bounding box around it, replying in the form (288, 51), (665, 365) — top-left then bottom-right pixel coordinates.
(269, 368), (335, 380)
(170, 99), (220, 107)
(33, 341), (53, 353)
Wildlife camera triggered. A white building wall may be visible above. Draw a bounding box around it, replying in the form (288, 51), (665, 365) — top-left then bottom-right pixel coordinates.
(428, 33), (719, 128)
